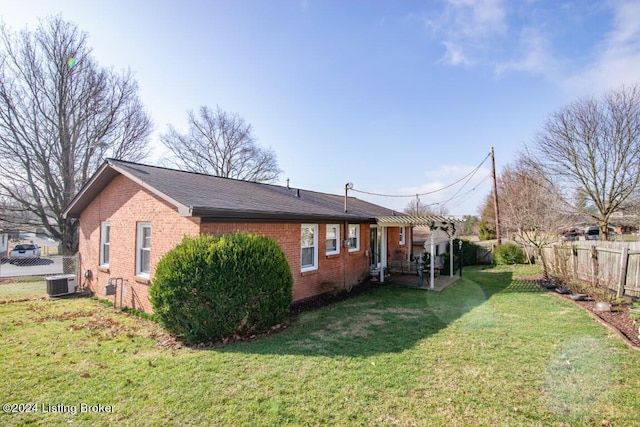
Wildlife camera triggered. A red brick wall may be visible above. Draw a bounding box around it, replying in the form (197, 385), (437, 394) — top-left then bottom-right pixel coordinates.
(386, 227), (410, 262)
(78, 175), (200, 312)
(78, 174), (375, 310)
(200, 222), (371, 301)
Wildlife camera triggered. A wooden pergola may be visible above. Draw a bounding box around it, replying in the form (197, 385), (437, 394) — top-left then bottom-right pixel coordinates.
(375, 215), (462, 289)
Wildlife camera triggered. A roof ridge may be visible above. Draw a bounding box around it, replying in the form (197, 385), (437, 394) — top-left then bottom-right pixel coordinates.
(106, 158), (368, 200)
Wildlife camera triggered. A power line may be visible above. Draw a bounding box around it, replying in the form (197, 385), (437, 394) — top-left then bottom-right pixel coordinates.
(439, 161), (486, 204)
(349, 152), (491, 198)
(442, 173), (492, 213)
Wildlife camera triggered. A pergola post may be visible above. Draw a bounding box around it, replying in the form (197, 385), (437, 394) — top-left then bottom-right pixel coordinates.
(450, 235), (454, 277)
(430, 232), (435, 289)
(379, 226), (387, 283)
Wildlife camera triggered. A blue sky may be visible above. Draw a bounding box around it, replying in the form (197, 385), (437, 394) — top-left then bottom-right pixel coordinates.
(2, 1), (639, 216)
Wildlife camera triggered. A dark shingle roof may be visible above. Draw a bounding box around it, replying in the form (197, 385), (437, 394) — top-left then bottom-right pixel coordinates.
(64, 159), (398, 222)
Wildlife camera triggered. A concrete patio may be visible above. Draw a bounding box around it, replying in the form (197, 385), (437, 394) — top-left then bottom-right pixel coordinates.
(383, 273), (461, 292)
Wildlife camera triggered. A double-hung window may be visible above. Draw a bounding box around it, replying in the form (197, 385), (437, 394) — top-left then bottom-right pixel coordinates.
(399, 227), (405, 245)
(100, 222), (110, 266)
(348, 224), (360, 252)
(301, 224), (318, 272)
(325, 224), (340, 255)
(136, 222), (151, 277)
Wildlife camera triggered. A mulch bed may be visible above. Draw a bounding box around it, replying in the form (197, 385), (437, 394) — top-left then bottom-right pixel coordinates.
(571, 299), (640, 348)
(530, 278), (640, 350)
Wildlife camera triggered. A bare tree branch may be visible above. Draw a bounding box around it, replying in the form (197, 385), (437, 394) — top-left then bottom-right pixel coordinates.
(402, 198), (449, 216)
(498, 157), (575, 278)
(0, 16), (152, 254)
(527, 84), (640, 240)
(161, 105), (282, 183)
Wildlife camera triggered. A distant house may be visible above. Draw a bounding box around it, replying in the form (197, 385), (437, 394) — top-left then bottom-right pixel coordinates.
(64, 159), (456, 312)
(411, 226), (452, 259)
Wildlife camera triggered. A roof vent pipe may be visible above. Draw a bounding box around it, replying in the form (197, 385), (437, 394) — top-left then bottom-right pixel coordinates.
(296, 188), (300, 198)
(344, 182), (353, 212)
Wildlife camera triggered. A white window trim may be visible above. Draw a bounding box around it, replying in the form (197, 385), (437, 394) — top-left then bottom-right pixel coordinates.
(136, 222), (151, 277)
(399, 227), (405, 245)
(348, 224), (360, 252)
(325, 224), (340, 256)
(301, 224), (318, 272)
(100, 221), (110, 266)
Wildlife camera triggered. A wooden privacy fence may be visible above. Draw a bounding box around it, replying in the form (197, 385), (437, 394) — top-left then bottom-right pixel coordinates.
(541, 241), (640, 298)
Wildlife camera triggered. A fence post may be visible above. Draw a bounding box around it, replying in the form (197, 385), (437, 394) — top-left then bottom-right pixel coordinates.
(571, 244), (578, 280)
(617, 246), (629, 298)
(590, 245), (598, 286)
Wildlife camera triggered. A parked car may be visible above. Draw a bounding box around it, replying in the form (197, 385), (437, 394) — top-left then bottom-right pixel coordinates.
(582, 226), (600, 240)
(9, 243), (41, 264)
(561, 232), (579, 241)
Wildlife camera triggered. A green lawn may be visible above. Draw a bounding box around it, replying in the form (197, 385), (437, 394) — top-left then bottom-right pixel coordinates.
(0, 278), (47, 302)
(1, 265), (639, 426)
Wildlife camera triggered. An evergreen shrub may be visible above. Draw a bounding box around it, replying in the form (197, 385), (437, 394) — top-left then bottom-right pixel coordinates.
(150, 233), (293, 344)
(493, 242), (527, 265)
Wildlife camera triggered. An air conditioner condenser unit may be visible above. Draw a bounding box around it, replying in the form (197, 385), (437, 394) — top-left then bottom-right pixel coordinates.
(45, 274), (77, 297)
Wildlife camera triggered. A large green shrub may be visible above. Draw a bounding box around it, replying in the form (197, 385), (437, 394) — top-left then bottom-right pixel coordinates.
(149, 233), (293, 344)
(493, 243), (527, 265)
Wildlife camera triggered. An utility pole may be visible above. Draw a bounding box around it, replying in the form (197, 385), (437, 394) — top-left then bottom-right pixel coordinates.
(491, 147), (502, 245)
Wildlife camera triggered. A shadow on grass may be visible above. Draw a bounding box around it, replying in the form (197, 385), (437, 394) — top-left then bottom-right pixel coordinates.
(216, 268), (528, 358)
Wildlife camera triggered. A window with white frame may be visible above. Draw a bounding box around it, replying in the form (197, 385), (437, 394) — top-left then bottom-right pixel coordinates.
(325, 224), (340, 255)
(348, 224), (360, 252)
(301, 224), (318, 272)
(100, 222), (110, 266)
(399, 227), (405, 245)
(136, 222), (151, 277)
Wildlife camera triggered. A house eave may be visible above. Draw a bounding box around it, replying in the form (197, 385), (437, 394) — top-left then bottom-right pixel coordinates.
(63, 160), (191, 219)
(192, 207), (377, 223)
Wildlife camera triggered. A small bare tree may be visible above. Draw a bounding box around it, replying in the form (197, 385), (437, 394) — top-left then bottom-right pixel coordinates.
(161, 106), (281, 183)
(0, 16), (152, 254)
(403, 198), (449, 216)
(498, 158), (570, 279)
(528, 84), (640, 240)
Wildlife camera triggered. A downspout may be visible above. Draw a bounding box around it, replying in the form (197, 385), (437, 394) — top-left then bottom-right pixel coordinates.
(343, 221), (348, 289)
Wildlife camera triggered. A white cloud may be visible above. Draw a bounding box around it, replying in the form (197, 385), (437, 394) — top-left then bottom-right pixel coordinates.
(352, 163), (492, 216)
(495, 27), (557, 78)
(394, 164), (493, 216)
(441, 41), (474, 66)
(446, 0), (507, 38)
(437, 0), (508, 66)
(564, 0), (640, 93)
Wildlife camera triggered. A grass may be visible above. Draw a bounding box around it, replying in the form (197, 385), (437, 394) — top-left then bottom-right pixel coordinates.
(0, 277), (47, 302)
(1, 265), (639, 426)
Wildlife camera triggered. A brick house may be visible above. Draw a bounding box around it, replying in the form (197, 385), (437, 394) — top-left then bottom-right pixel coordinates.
(63, 159), (425, 312)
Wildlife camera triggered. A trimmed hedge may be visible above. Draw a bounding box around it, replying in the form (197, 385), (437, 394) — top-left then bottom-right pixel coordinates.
(149, 233), (293, 344)
(493, 242), (527, 265)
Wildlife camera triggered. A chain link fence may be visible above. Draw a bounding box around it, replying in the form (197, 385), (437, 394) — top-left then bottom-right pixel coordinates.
(0, 255), (79, 300)
(0, 254), (78, 278)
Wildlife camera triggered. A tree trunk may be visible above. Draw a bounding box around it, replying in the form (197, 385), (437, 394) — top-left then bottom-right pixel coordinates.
(536, 246), (549, 280)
